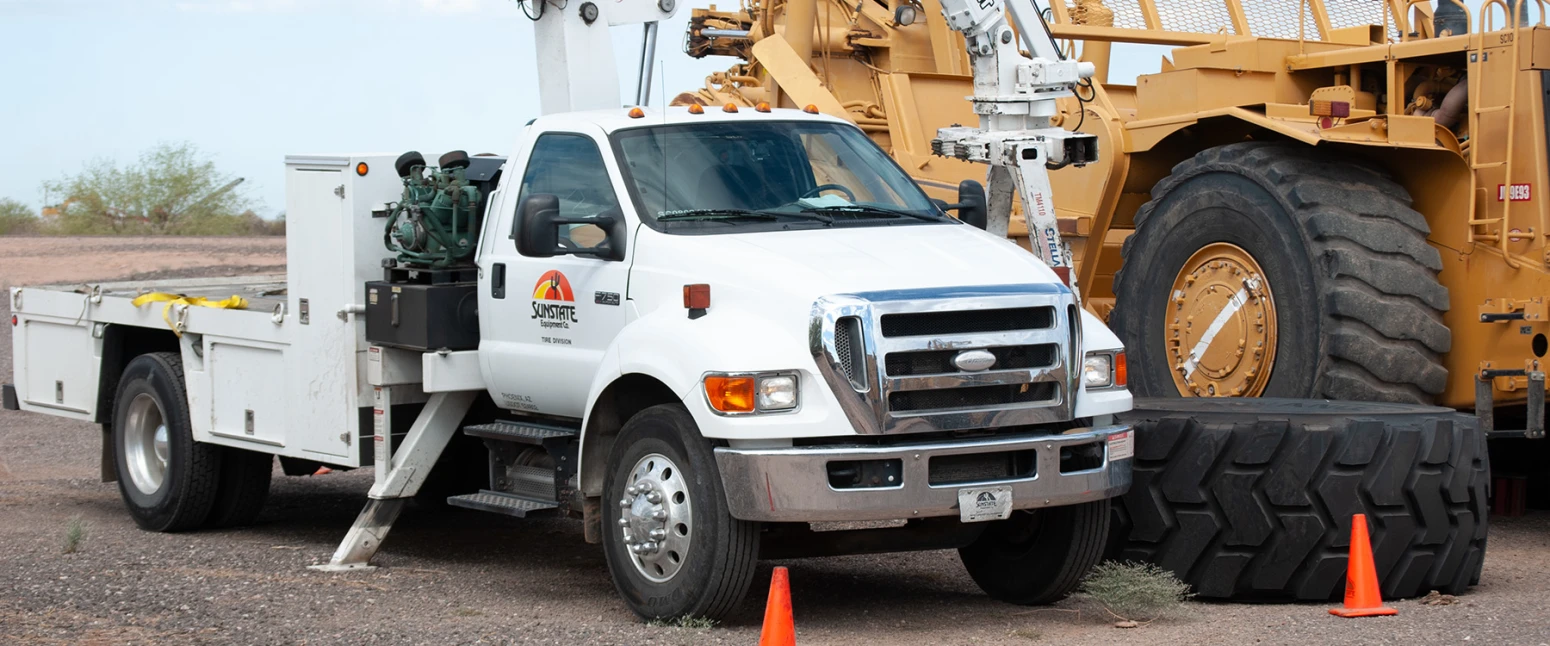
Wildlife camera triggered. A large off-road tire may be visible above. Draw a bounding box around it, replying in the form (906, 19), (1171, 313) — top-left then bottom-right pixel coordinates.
(112, 352), (222, 532)
(204, 447), (273, 529)
(602, 404), (760, 621)
(1111, 142), (1450, 404)
(959, 499), (1110, 605)
(1110, 398), (1489, 601)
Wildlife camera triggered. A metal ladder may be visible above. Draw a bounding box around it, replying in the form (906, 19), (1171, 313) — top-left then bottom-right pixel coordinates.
(1465, 0), (1536, 267)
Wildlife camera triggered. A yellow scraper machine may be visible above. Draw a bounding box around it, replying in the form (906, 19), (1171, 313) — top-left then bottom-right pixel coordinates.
(679, 0), (1530, 600)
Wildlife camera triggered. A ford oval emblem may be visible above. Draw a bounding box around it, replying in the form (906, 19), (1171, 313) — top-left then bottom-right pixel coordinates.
(952, 349), (997, 372)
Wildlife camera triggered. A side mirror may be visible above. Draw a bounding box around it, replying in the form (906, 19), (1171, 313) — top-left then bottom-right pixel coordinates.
(941, 180), (988, 230)
(513, 193), (627, 261)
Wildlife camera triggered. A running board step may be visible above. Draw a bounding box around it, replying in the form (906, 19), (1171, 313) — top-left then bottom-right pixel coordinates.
(446, 490), (559, 517)
(464, 420), (579, 445)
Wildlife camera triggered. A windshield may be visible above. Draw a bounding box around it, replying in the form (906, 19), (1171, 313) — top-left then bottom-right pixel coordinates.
(612, 120), (950, 233)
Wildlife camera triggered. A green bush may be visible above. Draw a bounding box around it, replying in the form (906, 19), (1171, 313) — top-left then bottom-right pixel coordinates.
(0, 198), (40, 235)
(1078, 561), (1193, 622)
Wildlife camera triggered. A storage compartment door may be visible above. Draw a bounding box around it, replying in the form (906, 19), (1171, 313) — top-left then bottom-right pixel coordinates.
(207, 342), (286, 447)
(21, 320), (98, 415)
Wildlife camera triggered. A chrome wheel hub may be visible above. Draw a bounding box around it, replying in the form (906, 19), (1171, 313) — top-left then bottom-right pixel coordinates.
(617, 453), (692, 583)
(124, 393), (169, 496)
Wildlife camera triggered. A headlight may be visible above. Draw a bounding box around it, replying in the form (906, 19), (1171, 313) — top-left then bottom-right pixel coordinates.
(704, 372), (800, 414)
(1083, 352), (1126, 389)
(755, 374), (799, 410)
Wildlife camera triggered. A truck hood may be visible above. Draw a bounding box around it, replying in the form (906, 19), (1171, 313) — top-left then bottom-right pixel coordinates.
(629, 222), (1067, 324)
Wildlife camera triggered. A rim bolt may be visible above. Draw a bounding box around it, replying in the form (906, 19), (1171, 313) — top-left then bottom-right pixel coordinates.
(624, 534), (636, 545)
(619, 498), (631, 507)
(652, 509), (668, 521)
(626, 485), (640, 496)
(618, 517), (631, 527)
(645, 491), (663, 504)
(649, 528), (667, 540)
(645, 542), (659, 553)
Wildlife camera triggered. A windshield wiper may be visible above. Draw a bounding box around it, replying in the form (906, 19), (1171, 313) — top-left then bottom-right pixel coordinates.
(657, 209), (832, 224)
(800, 204), (941, 222)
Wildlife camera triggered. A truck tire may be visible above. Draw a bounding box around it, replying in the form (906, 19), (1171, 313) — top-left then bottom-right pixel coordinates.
(205, 448), (272, 528)
(602, 404), (760, 621)
(1110, 142), (1450, 404)
(1110, 398), (1489, 600)
(959, 499), (1110, 605)
(112, 352), (221, 532)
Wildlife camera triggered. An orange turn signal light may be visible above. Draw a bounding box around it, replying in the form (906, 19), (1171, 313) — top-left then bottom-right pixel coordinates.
(723, 102), (739, 113)
(688, 104), (705, 114)
(684, 283), (711, 309)
(1114, 352), (1127, 387)
(802, 104), (820, 114)
(628, 107), (646, 119)
(705, 376), (756, 413)
(355, 162), (369, 176)
(755, 102), (771, 113)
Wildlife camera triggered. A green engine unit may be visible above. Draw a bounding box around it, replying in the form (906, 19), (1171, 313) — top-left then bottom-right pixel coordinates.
(384, 150), (503, 269)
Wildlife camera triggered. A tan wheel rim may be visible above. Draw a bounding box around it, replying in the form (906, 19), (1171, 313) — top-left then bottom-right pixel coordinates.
(1166, 243), (1277, 397)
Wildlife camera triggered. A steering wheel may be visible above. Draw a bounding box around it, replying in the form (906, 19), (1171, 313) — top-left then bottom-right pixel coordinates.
(801, 183), (856, 201)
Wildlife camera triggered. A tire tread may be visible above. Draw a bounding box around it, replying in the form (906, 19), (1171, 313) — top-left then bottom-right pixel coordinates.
(1111, 399), (1489, 601)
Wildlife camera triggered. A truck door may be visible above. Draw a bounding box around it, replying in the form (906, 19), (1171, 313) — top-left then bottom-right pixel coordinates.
(479, 128), (633, 418)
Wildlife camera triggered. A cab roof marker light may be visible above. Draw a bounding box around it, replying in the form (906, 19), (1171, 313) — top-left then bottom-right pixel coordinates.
(803, 104), (820, 114)
(628, 107), (646, 118)
(723, 103), (739, 113)
(687, 104), (704, 114)
(755, 102), (772, 113)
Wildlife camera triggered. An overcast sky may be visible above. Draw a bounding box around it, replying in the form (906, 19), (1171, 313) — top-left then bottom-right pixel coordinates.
(2, 0), (1477, 217)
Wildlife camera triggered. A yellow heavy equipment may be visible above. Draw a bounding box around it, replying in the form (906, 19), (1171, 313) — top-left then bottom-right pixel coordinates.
(678, 0), (1550, 440)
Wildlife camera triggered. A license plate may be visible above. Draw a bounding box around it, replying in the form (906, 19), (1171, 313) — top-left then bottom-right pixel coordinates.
(958, 485), (1013, 523)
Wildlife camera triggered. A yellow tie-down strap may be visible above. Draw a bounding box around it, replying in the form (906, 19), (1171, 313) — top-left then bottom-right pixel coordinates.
(130, 292), (248, 337)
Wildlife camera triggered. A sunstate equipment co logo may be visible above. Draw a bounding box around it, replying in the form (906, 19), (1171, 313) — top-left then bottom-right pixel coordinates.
(532, 270), (579, 329)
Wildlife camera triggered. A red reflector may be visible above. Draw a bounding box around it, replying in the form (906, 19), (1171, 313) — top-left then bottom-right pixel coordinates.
(9, 315), (15, 326)
(1051, 266), (1072, 286)
(684, 284), (711, 309)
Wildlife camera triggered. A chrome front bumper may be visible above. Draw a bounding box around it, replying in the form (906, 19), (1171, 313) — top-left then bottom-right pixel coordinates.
(713, 424), (1132, 523)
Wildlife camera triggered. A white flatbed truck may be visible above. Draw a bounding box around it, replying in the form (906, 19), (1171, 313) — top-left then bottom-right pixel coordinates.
(2, 0), (1134, 621)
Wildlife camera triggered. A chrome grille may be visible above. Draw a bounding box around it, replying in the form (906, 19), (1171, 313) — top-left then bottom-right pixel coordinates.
(880, 306), (1054, 337)
(885, 344), (1057, 376)
(888, 382), (1058, 412)
(811, 284), (1076, 435)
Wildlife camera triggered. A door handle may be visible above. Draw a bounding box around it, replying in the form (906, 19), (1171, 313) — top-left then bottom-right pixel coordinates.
(492, 263), (506, 299)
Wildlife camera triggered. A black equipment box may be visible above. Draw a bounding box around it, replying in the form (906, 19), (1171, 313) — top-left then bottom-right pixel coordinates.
(364, 281), (480, 352)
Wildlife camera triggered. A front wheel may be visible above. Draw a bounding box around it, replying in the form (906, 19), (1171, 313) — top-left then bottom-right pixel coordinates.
(959, 499), (1110, 605)
(602, 404), (760, 621)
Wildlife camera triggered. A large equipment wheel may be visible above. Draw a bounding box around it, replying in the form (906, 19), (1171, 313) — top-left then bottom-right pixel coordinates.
(112, 352), (222, 532)
(1111, 142), (1450, 404)
(602, 404), (760, 621)
(959, 499), (1110, 605)
(1110, 398), (1489, 600)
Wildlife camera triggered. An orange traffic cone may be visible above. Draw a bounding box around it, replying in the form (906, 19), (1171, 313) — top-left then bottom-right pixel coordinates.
(758, 566), (796, 646)
(1329, 513), (1398, 618)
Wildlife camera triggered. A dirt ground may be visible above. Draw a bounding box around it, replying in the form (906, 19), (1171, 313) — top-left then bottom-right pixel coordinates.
(2, 236), (1549, 645)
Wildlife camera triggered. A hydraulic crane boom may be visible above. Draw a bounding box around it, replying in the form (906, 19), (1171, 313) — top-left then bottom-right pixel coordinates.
(523, 0), (681, 114)
(931, 0), (1097, 284)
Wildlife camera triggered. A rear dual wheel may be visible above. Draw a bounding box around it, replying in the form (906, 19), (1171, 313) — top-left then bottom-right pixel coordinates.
(113, 352), (270, 532)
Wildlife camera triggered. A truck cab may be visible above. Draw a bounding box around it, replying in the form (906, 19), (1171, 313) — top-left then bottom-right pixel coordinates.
(467, 106), (1133, 615)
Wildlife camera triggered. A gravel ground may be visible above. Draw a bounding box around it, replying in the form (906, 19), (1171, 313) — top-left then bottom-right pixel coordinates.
(2, 237), (1549, 645)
